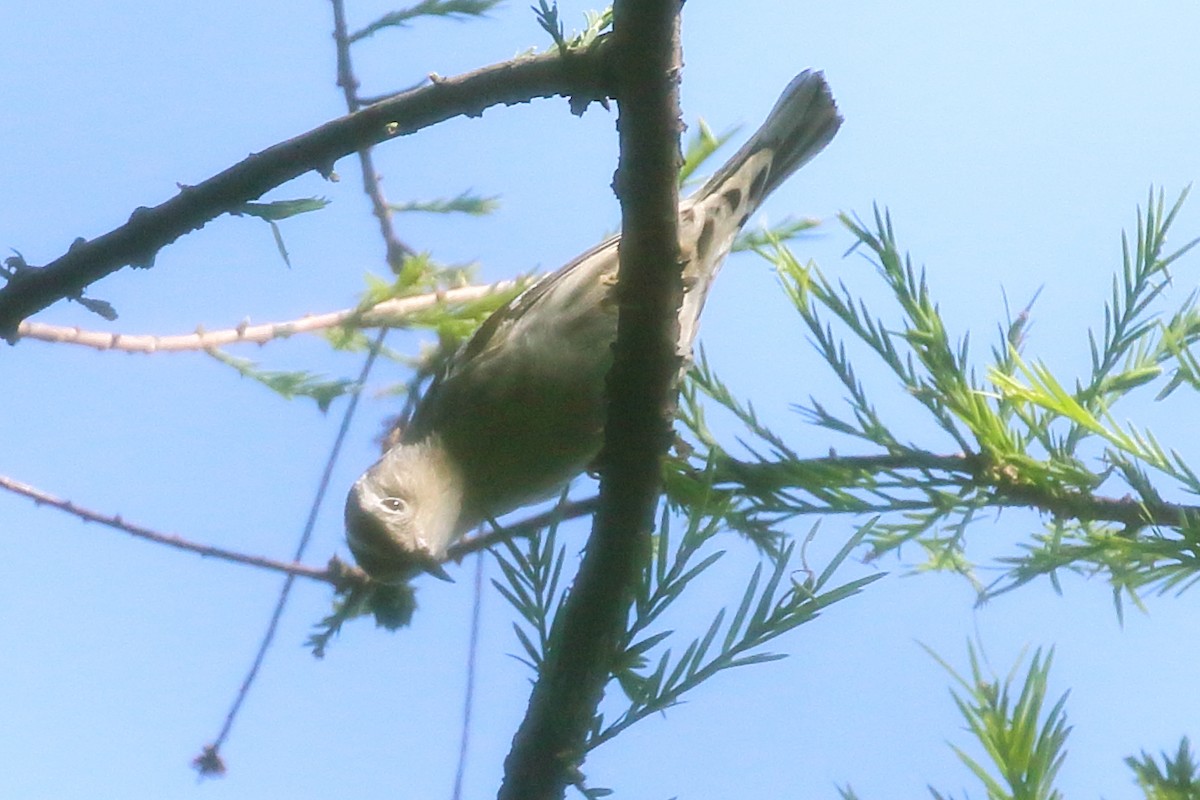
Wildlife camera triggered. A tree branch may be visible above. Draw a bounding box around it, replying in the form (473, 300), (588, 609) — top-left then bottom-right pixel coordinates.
(15, 279), (527, 352)
(331, 0), (414, 271)
(1, 461), (600, 594)
(498, 3), (683, 798)
(11, 437), (1196, 597)
(0, 472), (334, 581)
(0, 44), (612, 341)
(718, 452), (1200, 529)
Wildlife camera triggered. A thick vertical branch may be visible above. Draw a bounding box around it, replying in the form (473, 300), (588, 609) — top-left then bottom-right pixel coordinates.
(497, 2), (683, 799)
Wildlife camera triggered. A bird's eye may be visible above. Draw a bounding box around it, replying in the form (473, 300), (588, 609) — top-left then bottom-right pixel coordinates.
(381, 497), (407, 513)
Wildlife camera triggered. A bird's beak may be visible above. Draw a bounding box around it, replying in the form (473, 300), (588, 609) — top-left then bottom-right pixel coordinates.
(424, 560), (455, 583)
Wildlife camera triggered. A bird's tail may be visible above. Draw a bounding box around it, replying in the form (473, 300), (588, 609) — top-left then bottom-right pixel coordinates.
(674, 71), (841, 359)
(696, 70), (842, 209)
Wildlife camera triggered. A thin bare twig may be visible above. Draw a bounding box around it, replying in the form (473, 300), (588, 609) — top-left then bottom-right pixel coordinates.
(196, 324), (391, 776)
(0, 473), (332, 581)
(447, 495), (600, 561)
(0, 463), (597, 586)
(16, 279), (526, 352)
(331, 0), (414, 271)
(451, 554), (485, 800)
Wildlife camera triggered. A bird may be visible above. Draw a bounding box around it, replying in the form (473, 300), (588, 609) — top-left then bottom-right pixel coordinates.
(345, 70), (842, 583)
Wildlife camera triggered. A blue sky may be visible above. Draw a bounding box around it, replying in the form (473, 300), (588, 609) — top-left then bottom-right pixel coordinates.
(5, 2), (1200, 798)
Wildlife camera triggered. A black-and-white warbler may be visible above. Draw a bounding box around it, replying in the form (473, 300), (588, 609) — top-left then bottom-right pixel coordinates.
(346, 71), (842, 582)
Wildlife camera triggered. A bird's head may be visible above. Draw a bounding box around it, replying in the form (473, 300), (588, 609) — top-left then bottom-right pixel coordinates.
(344, 437), (466, 583)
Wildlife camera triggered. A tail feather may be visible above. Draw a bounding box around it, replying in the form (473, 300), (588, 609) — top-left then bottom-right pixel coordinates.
(675, 71), (841, 358)
(697, 70), (842, 208)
